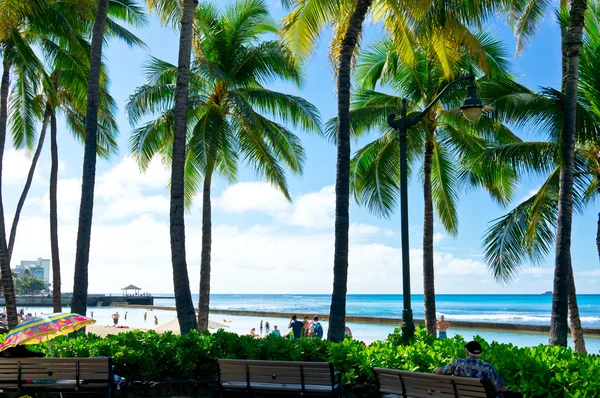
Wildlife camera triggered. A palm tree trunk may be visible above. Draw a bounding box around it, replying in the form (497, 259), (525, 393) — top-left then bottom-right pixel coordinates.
(7, 106), (51, 261)
(71, 0), (110, 316)
(197, 170), (213, 331)
(328, 0), (373, 342)
(597, 212), (600, 262)
(568, 259), (585, 353)
(50, 110), (61, 313)
(549, 0), (588, 347)
(559, 0), (585, 353)
(422, 136), (436, 336)
(0, 59), (19, 328)
(170, 0), (199, 334)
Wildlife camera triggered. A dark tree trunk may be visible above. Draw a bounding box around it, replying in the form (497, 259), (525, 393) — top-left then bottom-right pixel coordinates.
(0, 59), (19, 328)
(71, 0), (110, 316)
(197, 170), (213, 331)
(597, 212), (600, 262)
(568, 259), (586, 353)
(170, 0), (199, 334)
(422, 135), (436, 336)
(328, 0), (373, 342)
(549, 0), (588, 347)
(7, 106), (51, 261)
(559, 0), (585, 353)
(50, 110), (61, 313)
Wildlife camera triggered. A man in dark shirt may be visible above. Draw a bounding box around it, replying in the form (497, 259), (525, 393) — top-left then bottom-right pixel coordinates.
(288, 315), (304, 339)
(435, 341), (523, 398)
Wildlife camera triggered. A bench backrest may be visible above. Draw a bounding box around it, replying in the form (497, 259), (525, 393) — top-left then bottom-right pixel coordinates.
(0, 358), (111, 389)
(373, 367), (493, 398)
(218, 359), (335, 389)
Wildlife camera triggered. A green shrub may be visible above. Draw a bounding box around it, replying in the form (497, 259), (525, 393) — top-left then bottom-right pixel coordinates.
(18, 327), (600, 397)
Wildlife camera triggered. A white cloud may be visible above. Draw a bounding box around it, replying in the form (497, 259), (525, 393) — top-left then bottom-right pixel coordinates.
(433, 232), (446, 244)
(214, 182), (289, 215)
(10, 157), (583, 295)
(580, 269), (600, 277)
(3, 148), (35, 185)
(215, 183), (336, 229)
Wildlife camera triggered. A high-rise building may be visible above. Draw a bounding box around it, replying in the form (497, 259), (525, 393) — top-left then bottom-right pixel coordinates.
(15, 258), (51, 285)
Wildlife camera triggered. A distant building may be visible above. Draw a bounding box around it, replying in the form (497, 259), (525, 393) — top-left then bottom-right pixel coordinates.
(14, 258), (51, 285)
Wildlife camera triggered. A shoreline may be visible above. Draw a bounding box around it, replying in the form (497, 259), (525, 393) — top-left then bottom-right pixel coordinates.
(110, 304), (600, 336)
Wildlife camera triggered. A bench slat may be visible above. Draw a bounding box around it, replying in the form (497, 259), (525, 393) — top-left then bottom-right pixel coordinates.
(373, 368), (491, 398)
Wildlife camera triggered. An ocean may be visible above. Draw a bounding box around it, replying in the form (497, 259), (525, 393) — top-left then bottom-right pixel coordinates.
(155, 294), (600, 328)
(19, 294), (600, 353)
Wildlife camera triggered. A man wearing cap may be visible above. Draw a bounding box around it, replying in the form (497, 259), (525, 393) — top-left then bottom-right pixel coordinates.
(435, 341), (523, 398)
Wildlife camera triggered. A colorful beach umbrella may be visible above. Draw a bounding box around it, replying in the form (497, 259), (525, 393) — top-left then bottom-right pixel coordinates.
(0, 313), (95, 351)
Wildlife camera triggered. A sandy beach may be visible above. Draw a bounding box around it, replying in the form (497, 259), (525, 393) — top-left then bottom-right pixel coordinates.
(86, 318), (227, 338)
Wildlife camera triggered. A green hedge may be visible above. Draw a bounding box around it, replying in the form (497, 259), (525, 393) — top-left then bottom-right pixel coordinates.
(32, 328), (600, 397)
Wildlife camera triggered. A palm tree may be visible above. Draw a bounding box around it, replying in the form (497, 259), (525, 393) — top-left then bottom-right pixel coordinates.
(281, 0), (507, 341)
(503, 0), (591, 348)
(5, 1), (134, 311)
(143, 0), (199, 334)
(128, 0), (322, 332)
(481, 4), (600, 352)
(71, 0), (146, 316)
(331, 34), (516, 336)
(0, 0), (76, 328)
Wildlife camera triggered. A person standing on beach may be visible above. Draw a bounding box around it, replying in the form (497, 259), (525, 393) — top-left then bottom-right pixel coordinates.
(124, 312), (128, 321)
(310, 316), (324, 339)
(288, 315), (303, 339)
(303, 315), (310, 337)
(271, 325), (280, 337)
(112, 312), (119, 326)
(265, 321), (270, 333)
(144, 312), (147, 322)
(436, 315), (451, 339)
(435, 341), (523, 398)
(260, 320), (263, 334)
(154, 316), (158, 325)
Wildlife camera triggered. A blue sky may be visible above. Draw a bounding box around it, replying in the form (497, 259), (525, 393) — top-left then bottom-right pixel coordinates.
(4, 1), (600, 294)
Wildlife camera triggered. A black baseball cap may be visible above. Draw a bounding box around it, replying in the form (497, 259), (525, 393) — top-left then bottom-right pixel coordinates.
(465, 341), (482, 355)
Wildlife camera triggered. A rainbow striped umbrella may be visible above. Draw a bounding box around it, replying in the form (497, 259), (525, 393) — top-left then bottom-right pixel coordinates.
(0, 313), (95, 351)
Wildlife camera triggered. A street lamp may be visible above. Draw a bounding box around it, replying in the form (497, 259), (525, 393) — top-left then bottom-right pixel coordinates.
(387, 68), (493, 344)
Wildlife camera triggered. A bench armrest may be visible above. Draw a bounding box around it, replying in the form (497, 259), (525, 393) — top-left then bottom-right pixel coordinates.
(333, 371), (342, 389)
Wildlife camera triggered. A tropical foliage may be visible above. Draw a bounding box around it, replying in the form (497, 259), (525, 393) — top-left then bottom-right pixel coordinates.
(127, 0), (321, 331)
(30, 328), (600, 397)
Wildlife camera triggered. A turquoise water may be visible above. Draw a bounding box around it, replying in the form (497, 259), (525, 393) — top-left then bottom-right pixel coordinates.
(21, 294), (600, 353)
(156, 294), (600, 328)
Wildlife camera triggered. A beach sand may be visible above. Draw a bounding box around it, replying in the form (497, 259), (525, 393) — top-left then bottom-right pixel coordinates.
(86, 319), (228, 337)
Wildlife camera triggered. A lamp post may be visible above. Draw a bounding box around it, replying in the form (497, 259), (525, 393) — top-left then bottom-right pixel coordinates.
(387, 69), (491, 344)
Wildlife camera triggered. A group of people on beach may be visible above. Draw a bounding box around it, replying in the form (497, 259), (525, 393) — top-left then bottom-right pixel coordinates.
(111, 311), (158, 327)
(250, 315), (354, 340)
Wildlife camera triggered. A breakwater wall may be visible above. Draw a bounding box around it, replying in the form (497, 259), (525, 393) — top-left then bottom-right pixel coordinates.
(112, 304), (600, 336)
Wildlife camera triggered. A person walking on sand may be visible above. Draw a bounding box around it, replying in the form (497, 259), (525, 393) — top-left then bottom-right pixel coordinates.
(288, 315), (303, 339)
(154, 316), (158, 326)
(144, 312), (147, 322)
(435, 341), (523, 398)
(112, 312), (120, 326)
(437, 315), (451, 339)
(124, 312), (128, 321)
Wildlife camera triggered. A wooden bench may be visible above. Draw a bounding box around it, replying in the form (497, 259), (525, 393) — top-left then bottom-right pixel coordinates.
(0, 357), (114, 396)
(217, 359), (341, 396)
(372, 367), (495, 398)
